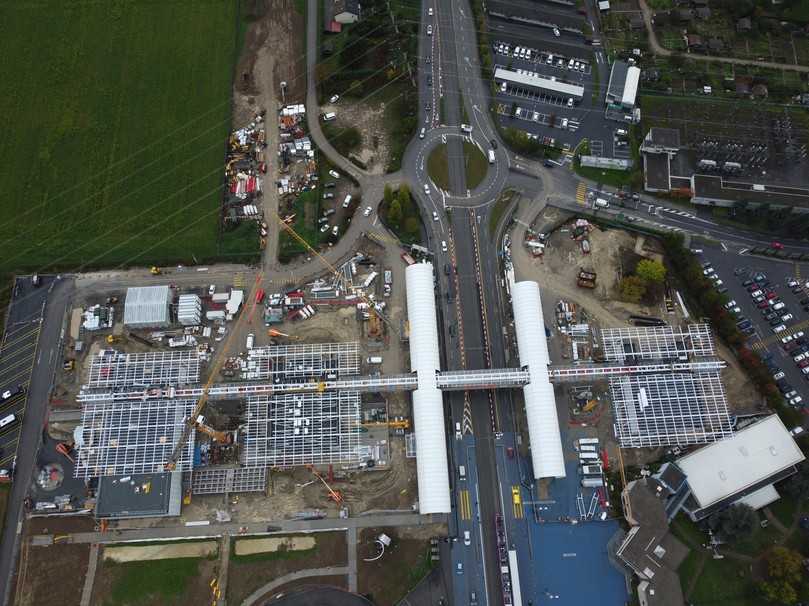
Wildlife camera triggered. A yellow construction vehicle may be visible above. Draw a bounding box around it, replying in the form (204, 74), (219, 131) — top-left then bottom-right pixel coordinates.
(63, 359), (75, 372)
(194, 417), (233, 445)
(306, 465), (344, 505)
(106, 334), (121, 345)
(150, 266), (162, 275)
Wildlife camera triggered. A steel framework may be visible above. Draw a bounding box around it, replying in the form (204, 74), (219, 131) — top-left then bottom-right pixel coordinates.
(246, 342), (360, 380)
(242, 391), (361, 467)
(75, 398), (197, 478)
(600, 324), (715, 362)
(87, 349), (201, 388)
(610, 372), (733, 448)
(191, 466), (267, 494)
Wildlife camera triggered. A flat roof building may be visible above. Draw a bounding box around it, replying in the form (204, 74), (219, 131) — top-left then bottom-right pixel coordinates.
(494, 67), (584, 101)
(662, 415), (804, 521)
(95, 471), (182, 519)
(692, 174), (809, 212)
(606, 61), (641, 109)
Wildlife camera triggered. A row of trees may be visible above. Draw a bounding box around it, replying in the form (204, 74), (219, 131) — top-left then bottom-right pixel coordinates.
(662, 233), (800, 426)
(383, 183), (421, 244)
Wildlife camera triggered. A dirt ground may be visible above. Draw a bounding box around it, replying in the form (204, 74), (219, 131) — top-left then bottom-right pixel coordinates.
(322, 100), (391, 174)
(14, 543), (89, 606)
(357, 526), (442, 606)
(104, 541), (218, 562)
(233, 0), (306, 269)
(227, 531), (347, 605)
(91, 554), (218, 606)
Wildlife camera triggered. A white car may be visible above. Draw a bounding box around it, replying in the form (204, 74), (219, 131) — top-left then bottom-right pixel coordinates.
(724, 300), (737, 309)
(790, 396), (804, 407)
(773, 324), (787, 333)
(787, 278), (799, 288)
(773, 371), (786, 380)
(794, 331), (805, 339)
(578, 62), (586, 72)
(794, 353), (807, 363)
(750, 289), (763, 298)
(731, 306), (741, 314)
(441, 240), (448, 252)
(782, 314), (794, 322)
(330, 94), (340, 103)
(803, 367), (809, 375)
(567, 98), (574, 107)
(427, 24), (433, 35)
(432, 211), (439, 222)
(328, 170), (340, 179)
(428, 7), (433, 15)
(553, 27), (560, 36)
(713, 278), (723, 286)
(332, 225), (339, 236)
(363, 206), (373, 217)
(782, 335), (795, 344)
(320, 224), (329, 233)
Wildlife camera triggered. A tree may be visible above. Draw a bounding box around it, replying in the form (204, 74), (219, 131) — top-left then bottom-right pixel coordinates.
(707, 503), (758, 543)
(781, 461), (809, 499)
(383, 184), (394, 206)
(387, 199), (402, 229)
(759, 546), (803, 605)
(404, 217), (420, 239)
(636, 259), (667, 284)
(619, 276), (646, 303)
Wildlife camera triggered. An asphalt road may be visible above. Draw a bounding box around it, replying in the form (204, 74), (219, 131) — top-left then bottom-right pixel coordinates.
(0, 275), (73, 604)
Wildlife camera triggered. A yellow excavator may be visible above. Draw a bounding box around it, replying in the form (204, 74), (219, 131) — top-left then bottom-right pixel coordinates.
(150, 266), (162, 275)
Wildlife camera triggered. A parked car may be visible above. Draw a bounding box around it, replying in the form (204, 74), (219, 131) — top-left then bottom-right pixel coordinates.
(0, 387), (23, 403)
(774, 324), (788, 333)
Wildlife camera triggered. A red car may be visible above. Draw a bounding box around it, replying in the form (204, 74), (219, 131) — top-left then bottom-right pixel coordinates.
(766, 292), (778, 300)
(772, 241), (784, 250)
(254, 288), (265, 304)
(757, 301), (770, 309)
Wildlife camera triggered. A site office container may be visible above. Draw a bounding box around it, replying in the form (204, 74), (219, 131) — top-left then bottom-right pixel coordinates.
(581, 477), (604, 488)
(578, 452), (600, 461)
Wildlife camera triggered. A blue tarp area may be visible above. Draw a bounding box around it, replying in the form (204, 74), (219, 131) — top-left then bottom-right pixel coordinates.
(526, 522), (628, 605)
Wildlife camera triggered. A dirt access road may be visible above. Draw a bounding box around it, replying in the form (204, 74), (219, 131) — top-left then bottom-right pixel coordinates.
(234, 0), (306, 272)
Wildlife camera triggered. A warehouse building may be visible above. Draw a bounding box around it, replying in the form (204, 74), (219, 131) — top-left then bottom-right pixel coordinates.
(123, 285), (172, 328)
(494, 67), (584, 102)
(95, 471), (183, 519)
(656, 415), (804, 522)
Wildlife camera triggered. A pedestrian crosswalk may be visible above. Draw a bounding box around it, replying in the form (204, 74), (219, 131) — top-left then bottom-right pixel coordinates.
(576, 182), (587, 205)
(233, 273), (245, 289)
(459, 489), (472, 520)
(753, 318), (809, 350)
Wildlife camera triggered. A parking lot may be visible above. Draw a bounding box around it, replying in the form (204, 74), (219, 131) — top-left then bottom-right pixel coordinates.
(0, 276), (51, 474)
(698, 248), (809, 410)
(487, 12), (620, 157)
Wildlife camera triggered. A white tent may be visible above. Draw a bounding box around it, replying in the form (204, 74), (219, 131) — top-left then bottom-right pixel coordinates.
(123, 285), (171, 328)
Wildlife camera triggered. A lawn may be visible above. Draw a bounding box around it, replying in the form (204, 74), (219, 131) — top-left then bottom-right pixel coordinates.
(689, 556), (760, 606)
(0, 2), (249, 273)
(670, 513), (706, 548)
(278, 190), (323, 262)
(101, 557), (210, 606)
(427, 143), (488, 190)
(769, 497), (799, 529)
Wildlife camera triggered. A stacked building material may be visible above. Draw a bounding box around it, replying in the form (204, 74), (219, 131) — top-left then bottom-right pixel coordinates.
(177, 294), (202, 326)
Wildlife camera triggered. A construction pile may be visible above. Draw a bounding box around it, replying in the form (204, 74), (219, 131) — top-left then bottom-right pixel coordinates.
(570, 218), (594, 255)
(277, 104), (318, 204)
(224, 112), (267, 225)
(82, 304), (114, 331)
(524, 230), (547, 257)
(555, 299), (589, 337)
(577, 269), (597, 289)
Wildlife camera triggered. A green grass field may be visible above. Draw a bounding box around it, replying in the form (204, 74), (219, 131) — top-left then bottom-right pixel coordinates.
(0, 2), (256, 273)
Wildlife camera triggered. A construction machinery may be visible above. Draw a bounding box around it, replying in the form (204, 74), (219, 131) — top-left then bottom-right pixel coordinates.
(267, 328), (301, 341)
(105, 335), (121, 345)
(62, 359), (75, 372)
(367, 308), (382, 338)
(56, 442), (74, 463)
(150, 266), (162, 275)
(195, 415), (233, 445)
(165, 274), (262, 471)
(306, 464), (344, 505)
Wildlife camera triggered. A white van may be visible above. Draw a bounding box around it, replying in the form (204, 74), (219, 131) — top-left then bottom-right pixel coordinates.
(342, 194), (352, 208)
(246, 333), (255, 350)
(322, 112), (336, 121)
(488, 149), (496, 164)
(367, 356), (383, 364)
(595, 198), (609, 208)
(460, 124), (473, 133)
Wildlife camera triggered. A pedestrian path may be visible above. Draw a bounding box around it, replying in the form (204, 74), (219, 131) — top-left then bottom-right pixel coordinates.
(576, 182), (586, 205)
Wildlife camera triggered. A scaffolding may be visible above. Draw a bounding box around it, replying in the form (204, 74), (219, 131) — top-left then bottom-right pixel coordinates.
(600, 324), (715, 362)
(245, 342), (360, 381)
(75, 398), (197, 479)
(87, 349), (201, 389)
(242, 391), (361, 467)
(610, 372), (733, 448)
(191, 466), (267, 494)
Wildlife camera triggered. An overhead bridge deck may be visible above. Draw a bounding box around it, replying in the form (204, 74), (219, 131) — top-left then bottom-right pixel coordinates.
(76, 361), (724, 403)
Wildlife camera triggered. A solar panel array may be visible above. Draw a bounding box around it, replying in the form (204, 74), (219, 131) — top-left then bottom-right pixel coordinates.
(191, 466), (267, 494)
(610, 373), (733, 448)
(245, 342), (360, 381)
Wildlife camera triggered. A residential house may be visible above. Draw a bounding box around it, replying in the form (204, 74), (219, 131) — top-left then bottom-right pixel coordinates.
(736, 17), (752, 33)
(735, 75), (753, 95)
(685, 33), (705, 51)
(752, 83), (769, 98)
(333, 0), (360, 23)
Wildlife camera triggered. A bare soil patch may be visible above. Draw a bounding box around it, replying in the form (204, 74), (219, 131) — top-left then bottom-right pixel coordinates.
(227, 531), (347, 605)
(103, 541), (218, 563)
(357, 527), (439, 606)
(235, 535), (315, 556)
(323, 101), (391, 174)
(14, 544), (89, 606)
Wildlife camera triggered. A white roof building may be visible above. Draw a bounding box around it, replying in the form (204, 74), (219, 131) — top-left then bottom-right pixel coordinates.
(405, 263), (451, 514)
(494, 67), (584, 100)
(123, 285), (171, 328)
(672, 415), (804, 520)
(511, 281), (566, 479)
